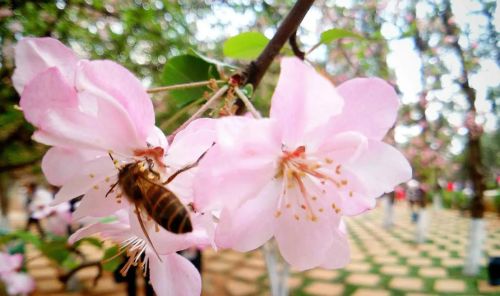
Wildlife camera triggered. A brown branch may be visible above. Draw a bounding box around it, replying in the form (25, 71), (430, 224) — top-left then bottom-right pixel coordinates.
(289, 30), (305, 60)
(59, 261), (103, 287)
(243, 0), (315, 89)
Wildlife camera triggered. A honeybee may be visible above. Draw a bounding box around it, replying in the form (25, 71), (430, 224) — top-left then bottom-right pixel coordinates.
(105, 144), (212, 258)
(117, 160), (193, 234)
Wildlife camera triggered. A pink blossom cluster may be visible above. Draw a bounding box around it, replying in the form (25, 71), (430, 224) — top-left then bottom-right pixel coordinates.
(29, 186), (72, 236)
(13, 37), (411, 295)
(0, 252), (35, 296)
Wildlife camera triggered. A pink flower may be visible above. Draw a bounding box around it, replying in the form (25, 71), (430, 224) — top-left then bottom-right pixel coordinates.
(14, 37), (154, 156)
(70, 209), (204, 296)
(0, 252), (35, 296)
(14, 38), (215, 295)
(2, 272), (35, 296)
(13, 37), (163, 217)
(0, 252), (22, 275)
(30, 190), (72, 236)
(194, 57), (411, 270)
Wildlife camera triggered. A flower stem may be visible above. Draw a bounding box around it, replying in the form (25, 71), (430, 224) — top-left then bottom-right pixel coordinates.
(168, 85), (229, 142)
(147, 80), (224, 94)
(263, 240), (290, 296)
(159, 97), (205, 131)
(234, 87), (261, 119)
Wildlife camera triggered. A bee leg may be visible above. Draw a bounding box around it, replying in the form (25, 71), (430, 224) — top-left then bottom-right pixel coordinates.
(134, 205), (162, 262)
(163, 142), (215, 185)
(144, 159), (162, 181)
(105, 181), (119, 197)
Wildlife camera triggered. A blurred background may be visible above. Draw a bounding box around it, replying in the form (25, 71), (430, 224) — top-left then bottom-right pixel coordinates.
(0, 0), (498, 295)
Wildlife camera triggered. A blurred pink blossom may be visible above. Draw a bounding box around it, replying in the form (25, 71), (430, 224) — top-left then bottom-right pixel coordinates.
(0, 252), (35, 296)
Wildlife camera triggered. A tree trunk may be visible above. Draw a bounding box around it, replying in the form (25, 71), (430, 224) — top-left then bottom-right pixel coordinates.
(441, 0), (487, 276)
(0, 173), (9, 229)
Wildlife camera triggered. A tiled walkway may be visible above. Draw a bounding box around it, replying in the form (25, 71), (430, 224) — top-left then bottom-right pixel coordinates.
(14, 202), (500, 295)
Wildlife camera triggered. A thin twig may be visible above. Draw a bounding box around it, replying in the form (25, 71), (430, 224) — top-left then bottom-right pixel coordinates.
(306, 42), (321, 55)
(159, 97), (205, 131)
(147, 80), (224, 94)
(168, 85), (229, 141)
(234, 87), (261, 119)
(338, 40), (360, 75)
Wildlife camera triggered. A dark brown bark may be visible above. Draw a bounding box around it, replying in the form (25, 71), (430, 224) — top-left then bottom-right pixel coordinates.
(441, 0), (485, 218)
(243, 0), (315, 89)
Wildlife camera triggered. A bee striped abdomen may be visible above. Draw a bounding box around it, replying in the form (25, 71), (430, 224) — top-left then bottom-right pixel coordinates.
(143, 187), (193, 234)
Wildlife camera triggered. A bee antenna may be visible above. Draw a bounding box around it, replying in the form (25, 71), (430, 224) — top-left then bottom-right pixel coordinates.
(109, 152), (122, 171)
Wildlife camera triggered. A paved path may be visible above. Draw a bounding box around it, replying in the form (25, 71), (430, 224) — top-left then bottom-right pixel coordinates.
(9, 201), (500, 295)
(202, 202), (500, 295)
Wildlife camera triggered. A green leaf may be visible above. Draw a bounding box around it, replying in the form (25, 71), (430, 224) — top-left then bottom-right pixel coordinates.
(0, 230), (42, 248)
(73, 237), (103, 249)
(102, 245), (122, 272)
(161, 54), (220, 106)
(40, 238), (70, 264)
(320, 29), (364, 44)
(223, 32), (269, 60)
(61, 256), (79, 270)
(241, 84), (254, 98)
(188, 48), (238, 69)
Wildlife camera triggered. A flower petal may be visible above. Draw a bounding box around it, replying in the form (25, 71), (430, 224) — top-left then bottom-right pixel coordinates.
(53, 156), (117, 205)
(69, 221), (130, 245)
(194, 144), (276, 211)
(274, 187), (337, 270)
(215, 116), (280, 155)
(12, 37), (78, 93)
(314, 131), (368, 162)
(329, 78), (399, 140)
(21, 68), (146, 154)
(147, 126), (169, 150)
(346, 140), (412, 198)
(72, 177), (130, 221)
(335, 169), (375, 216)
(149, 252), (201, 296)
(320, 229), (351, 269)
(166, 118), (216, 169)
(270, 57), (344, 147)
(215, 180), (279, 252)
(194, 117), (279, 211)
(76, 60), (154, 142)
(42, 147), (101, 186)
